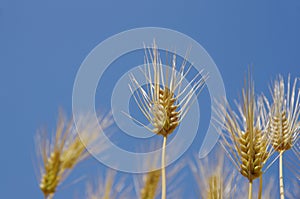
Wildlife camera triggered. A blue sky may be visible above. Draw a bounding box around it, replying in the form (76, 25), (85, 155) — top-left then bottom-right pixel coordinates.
(1, 0), (299, 198)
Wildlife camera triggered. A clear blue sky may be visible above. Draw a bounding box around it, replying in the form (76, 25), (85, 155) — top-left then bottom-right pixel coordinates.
(1, 0), (299, 198)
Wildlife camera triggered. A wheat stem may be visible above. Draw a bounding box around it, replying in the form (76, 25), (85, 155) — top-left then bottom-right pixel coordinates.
(258, 175), (262, 199)
(279, 151), (285, 199)
(46, 195), (53, 199)
(248, 180), (253, 199)
(161, 136), (167, 199)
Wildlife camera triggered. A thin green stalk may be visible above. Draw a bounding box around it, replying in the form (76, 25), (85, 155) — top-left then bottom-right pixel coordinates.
(279, 151), (285, 199)
(248, 180), (253, 199)
(161, 136), (167, 199)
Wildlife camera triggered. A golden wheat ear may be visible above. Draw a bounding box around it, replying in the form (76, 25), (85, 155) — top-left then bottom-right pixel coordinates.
(36, 110), (112, 198)
(266, 75), (300, 152)
(263, 75), (299, 199)
(214, 75), (273, 199)
(129, 41), (208, 137)
(36, 111), (70, 198)
(129, 41), (208, 199)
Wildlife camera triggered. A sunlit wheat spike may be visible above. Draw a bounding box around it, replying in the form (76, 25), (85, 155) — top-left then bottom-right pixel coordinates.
(263, 75), (299, 199)
(239, 127), (269, 180)
(215, 78), (272, 182)
(129, 41), (208, 137)
(190, 150), (236, 199)
(37, 112), (71, 198)
(39, 150), (62, 198)
(266, 75), (300, 152)
(129, 41), (207, 199)
(36, 111), (112, 198)
(214, 75), (274, 199)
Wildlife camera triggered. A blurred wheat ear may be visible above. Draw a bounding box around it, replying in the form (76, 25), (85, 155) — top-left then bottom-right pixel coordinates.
(215, 75), (273, 199)
(36, 110), (112, 199)
(128, 41), (208, 199)
(86, 170), (131, 199)
(140, 170), (161, 199)
(263, 75), (300, 199)
(190, 150), (236, 199)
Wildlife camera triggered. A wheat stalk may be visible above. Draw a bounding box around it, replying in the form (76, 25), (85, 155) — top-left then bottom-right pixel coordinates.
(136, 163), (184, 199)
(263, 75), (300, 199)
(36, 111), (112, 198)
(133, 140), (183, 199)
(236, 177), (276, 199)
(129, 41), (208, 199)
(215, 76), (272, 199)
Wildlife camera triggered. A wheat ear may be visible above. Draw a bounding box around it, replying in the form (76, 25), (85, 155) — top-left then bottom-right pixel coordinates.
(86, 172), (113, 199)
(190, 149), (236, 199)
(137, 140), (182, 199)
(38, 113), (71, 198)
(37, 111), (112, 198)
(215, 76), (272, 199)
(129, 41), (208, 199)
(265, 75), (300, 199)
